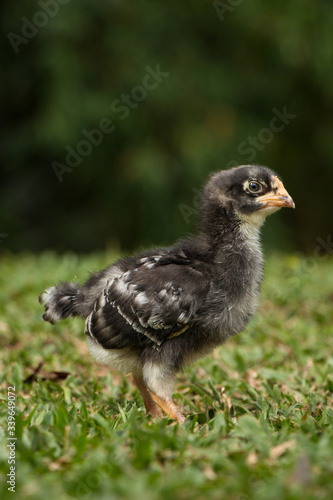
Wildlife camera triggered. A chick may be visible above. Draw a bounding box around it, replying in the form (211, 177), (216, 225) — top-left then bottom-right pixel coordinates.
(39, 165), (294, 423)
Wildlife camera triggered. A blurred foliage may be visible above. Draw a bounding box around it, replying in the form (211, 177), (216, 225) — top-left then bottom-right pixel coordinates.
(1, 0), (333, 253)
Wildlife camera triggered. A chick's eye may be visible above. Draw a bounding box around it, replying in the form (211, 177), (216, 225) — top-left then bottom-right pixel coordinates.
(248, 181), (261, 193)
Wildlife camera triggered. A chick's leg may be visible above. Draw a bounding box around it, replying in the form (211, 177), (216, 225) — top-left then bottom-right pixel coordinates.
(133, 375), (164, 419)
(142, 362), (186, 424)
(148, 390), (185, 424)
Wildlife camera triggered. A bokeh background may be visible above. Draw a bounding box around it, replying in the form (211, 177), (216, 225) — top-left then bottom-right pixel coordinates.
(1, 0), (333, 255)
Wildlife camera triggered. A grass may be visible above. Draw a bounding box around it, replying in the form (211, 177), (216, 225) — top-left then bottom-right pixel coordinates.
(0, 250), (332, 500)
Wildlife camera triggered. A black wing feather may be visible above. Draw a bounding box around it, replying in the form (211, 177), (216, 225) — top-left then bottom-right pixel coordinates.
(85, 253), (211, 351)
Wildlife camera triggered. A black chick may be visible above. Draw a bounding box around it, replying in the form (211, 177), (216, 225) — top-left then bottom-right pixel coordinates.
(39, 165), (294, 423)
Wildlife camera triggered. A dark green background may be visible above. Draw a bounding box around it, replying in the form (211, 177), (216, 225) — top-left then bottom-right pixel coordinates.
(1, 0), (332, 254)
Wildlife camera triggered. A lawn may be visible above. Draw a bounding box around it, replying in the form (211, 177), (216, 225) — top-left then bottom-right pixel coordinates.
(0, 250), (332, 500)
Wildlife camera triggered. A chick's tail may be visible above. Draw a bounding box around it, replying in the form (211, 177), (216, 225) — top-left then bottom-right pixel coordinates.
(39, 282), (87, 324)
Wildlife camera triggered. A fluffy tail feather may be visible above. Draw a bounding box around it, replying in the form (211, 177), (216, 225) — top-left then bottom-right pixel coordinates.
(39, 282), (85, 324)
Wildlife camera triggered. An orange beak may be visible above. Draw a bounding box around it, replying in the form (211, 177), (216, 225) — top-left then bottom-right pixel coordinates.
(258, 176), (295, 209)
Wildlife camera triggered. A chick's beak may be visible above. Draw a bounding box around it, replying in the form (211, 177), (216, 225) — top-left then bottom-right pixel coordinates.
(258, 176), (295, 209)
